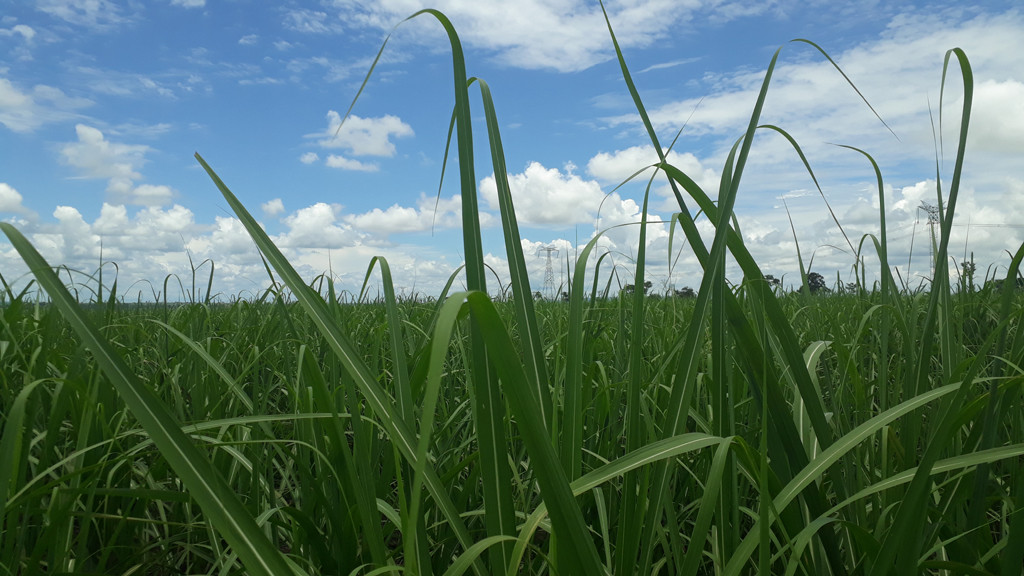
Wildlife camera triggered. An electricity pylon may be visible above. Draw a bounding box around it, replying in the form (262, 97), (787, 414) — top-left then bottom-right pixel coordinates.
(536, 244), (559, 299)
(918, 202), (940, 278)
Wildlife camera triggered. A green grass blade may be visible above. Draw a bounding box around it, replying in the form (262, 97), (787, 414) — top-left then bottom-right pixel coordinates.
(472, 77), (553, 433)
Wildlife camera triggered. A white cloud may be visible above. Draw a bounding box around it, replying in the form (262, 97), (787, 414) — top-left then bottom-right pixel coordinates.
(583, 8), (1024, 289)
(59, 124), (176, 205)
(0, 183), (30, 214)
(279, 202), (358, 248)
(132, 184), (175, 205)
(344, 193), (484, 237)
(0, 24), (36, 42)
(71, 66), (179, 99)
(603, 9), (1024, 156)
(284, 9), (339, 34)
(0, 24), (36, 61)
(262, 198), (285, 216)
(171, 0), (206, 7)
(299, 151), (319, 164)
(586, 145), (721, 213)
(36, 0), (129, 29)
(0, 77), (92, 132)
(109, 122), (174, 138)
(239, 34), (259, 45)
(328, 0), (732, 73)
(325, 154), (379, 171)
(481, 161), (647, 229)
(587, 145), (719, 191)
(61, 125), (145, 195)
(205, 216), (256, 255)
(966, 79), (1024, 154)
(314, 110), (414, 157)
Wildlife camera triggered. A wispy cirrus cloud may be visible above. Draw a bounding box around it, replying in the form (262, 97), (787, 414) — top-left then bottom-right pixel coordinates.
(325, 0), (784, 73)
(0, 76), (92, 132)
(36, 0), (131, 29)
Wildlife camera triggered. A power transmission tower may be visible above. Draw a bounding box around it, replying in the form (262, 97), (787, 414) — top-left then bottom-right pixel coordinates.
(536, 244), (559, 299)
(918, 202), (940, 278)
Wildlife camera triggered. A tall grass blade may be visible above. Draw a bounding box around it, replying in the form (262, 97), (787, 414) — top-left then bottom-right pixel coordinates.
(471, 77), (553, 433)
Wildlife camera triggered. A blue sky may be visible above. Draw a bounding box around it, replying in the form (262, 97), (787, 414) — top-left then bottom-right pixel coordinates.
(1, 0), (1022, 300)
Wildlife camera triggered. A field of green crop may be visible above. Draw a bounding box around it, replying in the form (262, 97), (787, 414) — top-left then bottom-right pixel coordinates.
(3, 8), (1024, 576)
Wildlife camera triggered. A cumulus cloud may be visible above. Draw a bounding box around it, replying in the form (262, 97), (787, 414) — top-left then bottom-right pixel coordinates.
(586, 145), (721, 212)
(171, 0), (206, 7)
(590, 145), (719, 187)
(299, 152), (320, 164)
(480, 161), (651, 231)
(313, 110), (414, 157)
(279, 202), (358, 248)
(477, 160), (674, 268)
(344, 193), (486, 237)
(132, 184), (175, 205)
(206, 216), (257, 255)
(238, 33), (259, 45)
(262, 198), (285, 216)
(0, 77), (93, 132)
(325, 154), (378, 171)
(966, 79), (1024, 154)
(59, 124), (176, 205)
(480, 162), (602, 227)
(0, 183), (30, 215)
